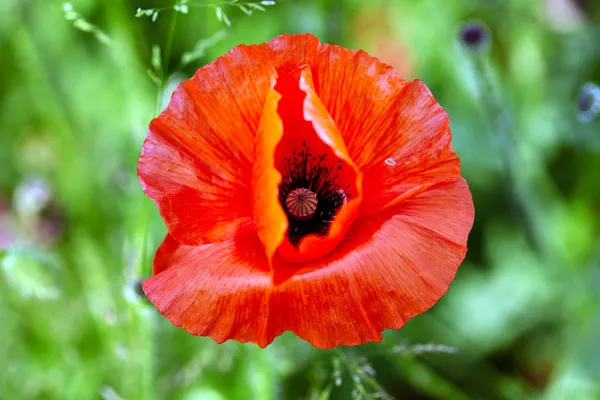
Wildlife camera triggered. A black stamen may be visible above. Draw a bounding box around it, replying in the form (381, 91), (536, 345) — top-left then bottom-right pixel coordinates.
(279, 145), (350, 245)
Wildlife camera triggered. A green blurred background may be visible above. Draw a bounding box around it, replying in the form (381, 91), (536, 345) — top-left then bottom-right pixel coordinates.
(1, 0), (600, 399)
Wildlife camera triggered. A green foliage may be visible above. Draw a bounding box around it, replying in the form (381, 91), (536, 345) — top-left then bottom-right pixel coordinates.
(63, 3), (113, 46)
(1, 0), (600, 399)
(135, 0), (277, 27)
(180, 30), (228, 67)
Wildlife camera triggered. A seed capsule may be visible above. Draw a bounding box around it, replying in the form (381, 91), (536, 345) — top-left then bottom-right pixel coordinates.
(286, 188), (318, 221)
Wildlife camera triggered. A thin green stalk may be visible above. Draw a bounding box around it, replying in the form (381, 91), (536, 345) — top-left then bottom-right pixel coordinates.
(470, 54), (541, 253)
(163, 5), (178, 81)
(154, 4), (178, 116)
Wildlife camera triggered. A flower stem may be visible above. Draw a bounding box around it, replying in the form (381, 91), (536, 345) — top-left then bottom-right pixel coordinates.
(163, 5), (178, 80)
(155, 3), (178, 116)
(470, 54), (541, 253)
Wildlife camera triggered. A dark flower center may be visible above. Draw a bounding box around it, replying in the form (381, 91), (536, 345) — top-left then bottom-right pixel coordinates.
(278, 141), (349, 245)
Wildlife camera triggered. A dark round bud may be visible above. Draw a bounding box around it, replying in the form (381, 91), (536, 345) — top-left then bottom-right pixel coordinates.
(458, 22), (490, 52)
(577, 82), (600, 123)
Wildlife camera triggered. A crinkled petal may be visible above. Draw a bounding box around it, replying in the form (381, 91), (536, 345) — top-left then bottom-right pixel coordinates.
(138, 44), (275, 245)
(143, 180), (473, 349)
(266, 33), (320, 73)
(311, 42), (409, 167)
(358, 81), (460, 215)
(309, 41), (459, 216)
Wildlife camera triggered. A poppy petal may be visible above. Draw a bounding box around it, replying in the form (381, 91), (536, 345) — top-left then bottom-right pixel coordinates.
(358, 81), (460, 216)
(308, 42), (458, 216)
(138, 44), (275, 245)
(143, 179), (472, 349)
(252, 72), (287, 265)
(252, 64), (362, 266)
(266, 33), (320, 73)
(312, 43), (409, 168)
(273, 179), (473, 347)
(143, 228), (275, 347)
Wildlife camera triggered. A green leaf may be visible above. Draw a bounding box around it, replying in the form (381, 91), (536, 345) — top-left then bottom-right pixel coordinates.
(180, 30), (227, 67)
(64, 10), (78, 21)
(318, 383), (333, 400)
(222, 13), (231, 27)
(147, 68), (161, 86)
(151, 44), (162, 73)
(238, 5), (253, 16)
(174, 4), (189, 14)
(247, 3), (266, 11)
(135, 8), (156, 18)
(215, 7), (224, 22)
(73, 18), (94, 32)
(94, 31), (112, 47)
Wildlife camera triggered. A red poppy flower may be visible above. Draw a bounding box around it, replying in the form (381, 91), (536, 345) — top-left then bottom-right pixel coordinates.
(139, 33), (474, 349)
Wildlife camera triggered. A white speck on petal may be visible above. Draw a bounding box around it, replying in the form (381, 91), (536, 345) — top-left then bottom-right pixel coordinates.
(385, 158), (397, 166)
